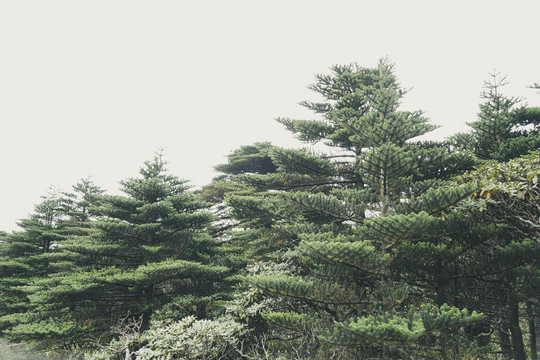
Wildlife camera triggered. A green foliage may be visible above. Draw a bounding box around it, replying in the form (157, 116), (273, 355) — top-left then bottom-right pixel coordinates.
(135, 316), (246, 360)
(0, 154), (230, 349)
(2, 60), (539, 359)
(420, 304), (481, 332)
(0, 182), (101, 335)
(263, 312), (315, 333)
(458, 150), (540, 200)
(468, 72), (520, 159)
(328, 313), (425, 344)
(453, 152), (540, 360)
(214, 142), (277, 175)
(297, 238), (388, 270)
(460, 71), (540, 162)
(320, 304), (481, 347)
(231, 59), (487, 359)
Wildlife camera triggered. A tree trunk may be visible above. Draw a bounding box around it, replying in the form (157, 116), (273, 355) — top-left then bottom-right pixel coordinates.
(528, 302), (538, 360)
(141, 285), (155, 331)
(499, 317), (513, 360)
(380, 168), (388, 216)
(508, 291), (526, 360)
(439, 330), (449, 360)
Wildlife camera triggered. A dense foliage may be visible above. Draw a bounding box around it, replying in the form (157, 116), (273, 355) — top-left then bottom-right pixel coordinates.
(0, 60), (538, 359)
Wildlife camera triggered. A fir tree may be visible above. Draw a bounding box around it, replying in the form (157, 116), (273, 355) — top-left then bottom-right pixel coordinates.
(205, 60), (475, 264)
(456, 71), (540, 161)
(60, 176), (105, 226)
(0, 188), (68, 334)
(1, 154), (230, 349)
(225, 59), (483, 358)
(277, 59), (475, 202)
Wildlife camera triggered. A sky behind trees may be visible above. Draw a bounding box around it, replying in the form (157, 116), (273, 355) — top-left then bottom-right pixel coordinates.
(1, 0), (539, 231)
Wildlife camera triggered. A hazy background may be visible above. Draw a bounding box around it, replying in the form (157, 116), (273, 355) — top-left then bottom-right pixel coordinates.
(1, 0), (539, 231)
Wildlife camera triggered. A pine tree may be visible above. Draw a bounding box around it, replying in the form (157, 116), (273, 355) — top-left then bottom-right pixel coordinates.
(219, 59), (483, 358)
(0, 188), (68, 334)
(205, 60), (475, 264)
(1, 154), (230, 349)
(500, 105), (540, 160)
(200, 142), (280, 242)
(468, 71), (521, 159)
(249, 185), (483, 358)
(458, 71), (540, 161)
(29, 178), (108, 295)
(446, 74), (540, 359)
(201, 142), (338, 259)
(277, 59), (475, 201)
(60, 176), (105, 226)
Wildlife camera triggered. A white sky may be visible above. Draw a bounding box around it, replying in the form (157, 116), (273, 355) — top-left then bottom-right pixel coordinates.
(1, 1), (539, 231)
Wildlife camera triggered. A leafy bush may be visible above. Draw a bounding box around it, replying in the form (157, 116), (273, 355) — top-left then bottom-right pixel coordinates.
(135, 316), (246, 360)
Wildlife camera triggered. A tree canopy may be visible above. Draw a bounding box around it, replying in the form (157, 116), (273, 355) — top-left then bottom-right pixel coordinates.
(0, 60), (538, 360)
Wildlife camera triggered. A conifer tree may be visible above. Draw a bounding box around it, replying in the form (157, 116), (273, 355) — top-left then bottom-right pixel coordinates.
(216, 59), (482, 358)
(60, 176), (105, 226)
(277, 59), (475, 201)
(205, 60), (475, 264)
(37, 178), (107, 280)
(456, 71), (540, 161)
(200, 142), (280, 242)
(0, 188), (69, 335)
(1, 154), (230, 349)
(468, 72), (521, 159)
(201, 142), (333, 259)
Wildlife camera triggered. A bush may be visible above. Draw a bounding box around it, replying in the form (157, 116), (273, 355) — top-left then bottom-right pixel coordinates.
(135, 316), (246, 360)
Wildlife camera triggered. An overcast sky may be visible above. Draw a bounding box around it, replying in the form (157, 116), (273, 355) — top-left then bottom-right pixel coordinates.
(1, 1), (539, 231)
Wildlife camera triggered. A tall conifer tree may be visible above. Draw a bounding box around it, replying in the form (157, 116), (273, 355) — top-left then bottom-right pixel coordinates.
(205, 60), (475, 264)
(238, 59), (481, 358)
(0, 187), (68, 333)
(1, 154), (230, 348)
(454, 71), (540, 161)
